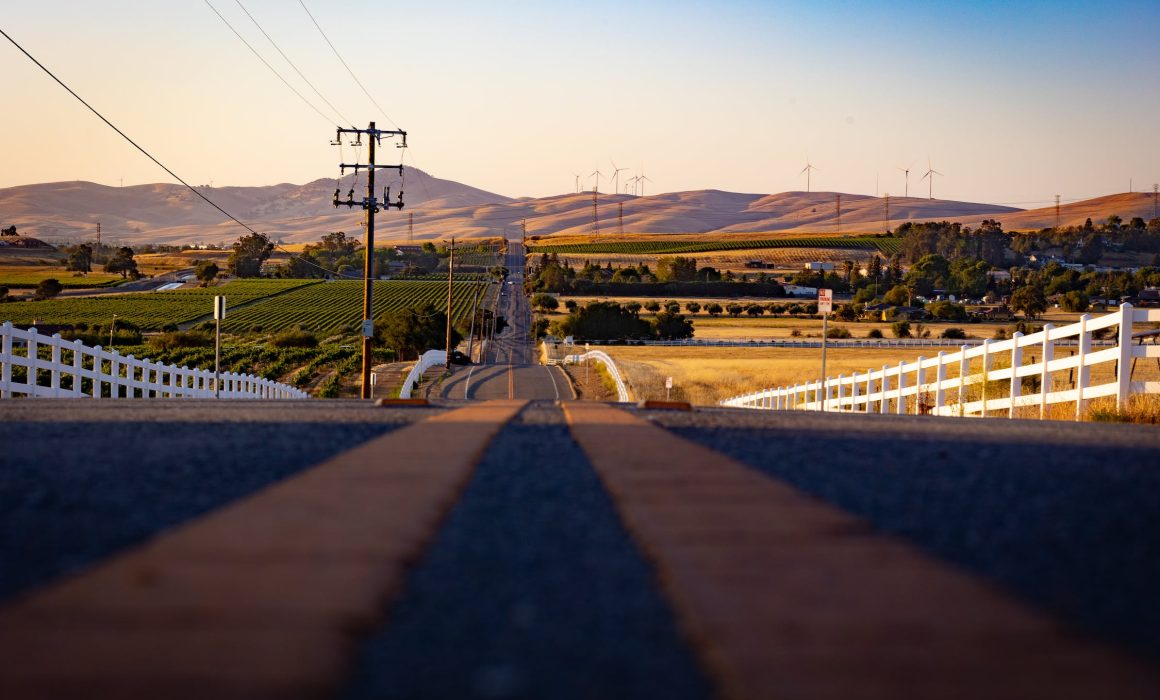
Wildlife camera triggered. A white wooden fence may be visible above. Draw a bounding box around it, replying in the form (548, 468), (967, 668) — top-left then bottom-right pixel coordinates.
(564, 350), (632, 402)
(721, 304), (1160, 420)
(398, 349), (447, 399)
(1, 322), (308, 399)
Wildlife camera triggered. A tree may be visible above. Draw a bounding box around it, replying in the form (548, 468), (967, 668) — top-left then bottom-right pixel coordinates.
(34, 278), (63, 300)
(374, 303), (461, 360)
(1010, 285), (1048, 319)
(104, 247), (140, 279)
(685, 301), (701, 314)
(1059, 290), (1089, 312)
(705, 302), (723, 316)
(891, 320), (911, 338)
(926, 300), (967, 321)
(624, 301), (643, 315)
(883, 285), (910, 306)
(643, 300), (661, 313)
(531, 293), (560, 313)
(555, 301), (650, 340)
(746, 304), (764, 317)
(725, 303), (744, 317)
(0, 286), (8, 302)
(564, 299), (578, 312)
(65, 244), (93, 274)
(195, 260), (220, 285)
(652, 310), (694, 339)
(229, 233), (274, 278)
(655, 256), (697, 282)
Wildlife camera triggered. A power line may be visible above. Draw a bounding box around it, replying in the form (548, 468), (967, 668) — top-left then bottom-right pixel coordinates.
(298, 0), (400, 131)
(233, 0), (354, 127)
(0, 24), (360, 280)
(203, 0), (336, 127)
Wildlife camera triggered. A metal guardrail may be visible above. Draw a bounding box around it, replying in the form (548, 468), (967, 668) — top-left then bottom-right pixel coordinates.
(721, 304), (1160, 420)
(563, 350), (631, 402)
(1, 322), (307, 399)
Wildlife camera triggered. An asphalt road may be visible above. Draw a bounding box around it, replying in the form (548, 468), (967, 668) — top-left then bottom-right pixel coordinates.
(436, 240), (571, 400)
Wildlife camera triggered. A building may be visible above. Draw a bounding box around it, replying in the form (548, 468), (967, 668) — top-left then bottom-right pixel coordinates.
(804, 262), (835, 271)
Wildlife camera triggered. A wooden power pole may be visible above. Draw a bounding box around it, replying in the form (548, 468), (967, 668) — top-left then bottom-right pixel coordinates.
(445, 239), (455, 368)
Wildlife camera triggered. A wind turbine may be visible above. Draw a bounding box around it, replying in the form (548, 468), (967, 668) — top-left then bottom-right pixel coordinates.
(638, 169), (653, 197)
(591, 168), (604, 193)
(920, 158), (942, 200)
(571, 171), (581, 193)
(800, 159), (818, 193)
(609, 161), (629, 196)
(897, 166), (911, 198)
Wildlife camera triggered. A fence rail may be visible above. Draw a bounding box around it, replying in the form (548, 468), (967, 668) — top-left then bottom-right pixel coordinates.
(398, 349), (447, 399)
(720, 304), (1160, 420)
(563, 350), (631, 402)
(1, 322), (308, 399)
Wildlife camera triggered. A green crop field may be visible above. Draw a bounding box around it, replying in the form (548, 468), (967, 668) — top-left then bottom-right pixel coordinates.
(220, 280), (488, 334)
(528, 236), (903, 256)
(0, 269), (124, 289)
(0, 280), (318, 330)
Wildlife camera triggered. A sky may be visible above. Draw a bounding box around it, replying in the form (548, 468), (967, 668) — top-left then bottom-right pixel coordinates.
(2, 0), (1158, 206)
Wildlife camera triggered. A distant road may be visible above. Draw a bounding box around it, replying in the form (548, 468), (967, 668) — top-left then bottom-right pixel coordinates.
(435, 240), (570, 400)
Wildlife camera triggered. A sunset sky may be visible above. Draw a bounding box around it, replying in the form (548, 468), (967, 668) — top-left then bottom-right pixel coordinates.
(2, 1), (1158, 205)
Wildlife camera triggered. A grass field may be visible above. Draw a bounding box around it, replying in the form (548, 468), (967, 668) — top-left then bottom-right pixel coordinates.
(528, 232), (903, 256)
(0, 268), (123, 289)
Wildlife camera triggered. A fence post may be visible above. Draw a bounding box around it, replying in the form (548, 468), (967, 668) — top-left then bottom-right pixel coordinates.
(71, 339), (85, 397)
(836, 374), (845, 411)
(1040, 324), (1054, 420)
(1115, 303), (1134, 411)
(914, 356), (926, 415)
(1076, 314), (1091, 421)
(896, 361), (905, 415)
(1009, 332), (1023, 419)
(850, 371), (859, 411)
(1, 322), (11, 398)
(865, 372), (873, 413)
(935, 352), (946, 414)
(28, 330), (39, 396)
(49, 334), (62, 397)
(981, 339), (992, 418)
(879, 365), (890, 414)
(958, 345), (969, 417)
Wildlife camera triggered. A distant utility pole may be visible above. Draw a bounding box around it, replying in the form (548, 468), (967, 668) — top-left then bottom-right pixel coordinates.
(521, 218), (527, 240)
(835, 193), (841, 234)
(331, 121), (407, 399)
(618, 202), (624, 236)
(883, 193), (890, 233)
(445, 239), (455, 369)
(1153, 184), (1158, 220)
(1055, 194), (1061, 229)
(408, 211), (414, 244)
(592, 189), (600, 236)
(95, 222), (101, 249)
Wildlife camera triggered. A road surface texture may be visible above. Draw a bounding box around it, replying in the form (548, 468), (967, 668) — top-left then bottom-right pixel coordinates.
(1, 398), (1158, 699)
(435, 240), (571, 401)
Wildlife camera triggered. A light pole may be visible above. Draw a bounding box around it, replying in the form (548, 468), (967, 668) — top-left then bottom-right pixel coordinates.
(109, 314), (117, 348)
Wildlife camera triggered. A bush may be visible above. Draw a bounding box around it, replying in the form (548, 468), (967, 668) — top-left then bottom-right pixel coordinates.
(867, 328), (884, 339)
(705, 302), (723, 316)
(161, 323), (179, 333)
(270, 329), (319, 348)
(941, 327), (967, 339)
(685, 301), (701, 314)
(891, 321), (911, 338)
(249, 324), (264, 333)
(643, 300), (661, 313)
(825, 326), (851, 339)
(148, 331), (213, 351)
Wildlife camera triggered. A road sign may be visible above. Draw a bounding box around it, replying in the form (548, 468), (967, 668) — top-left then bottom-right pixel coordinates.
(362, 319), (375, 337)
(818, 288), (833, 314)
(665, 377), (673, 389)
(213, 296), (226, 320)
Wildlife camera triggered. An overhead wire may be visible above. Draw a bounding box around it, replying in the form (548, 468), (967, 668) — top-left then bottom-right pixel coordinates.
(203, 0), (335, 127)
(232, 0), (354, 128)
(0, 25), (366, 279)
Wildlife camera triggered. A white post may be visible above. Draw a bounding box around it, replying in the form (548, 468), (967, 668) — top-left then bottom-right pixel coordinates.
(71, 340), (85, 397)
(50, 334), (62, 397)
(1076, 314), (1091, 421)
(28, 330), (39, 396)
(1, 322), (11, 398)
(896, 361), (906, 415)
(1115, 303), (1134, 411)
(850, 371), (859, 411)
(935, 351), (946, 413)
(836, 374), (845, 411)
(865, 372), (873, 413)
(981, 338), (992, 418)
(1009, 332), (1023, 419)
(958, 345), (969, 417)
(879, 365), (890, 414)
(1040, 324), (1054, 420)
(915, 356), (926, 415)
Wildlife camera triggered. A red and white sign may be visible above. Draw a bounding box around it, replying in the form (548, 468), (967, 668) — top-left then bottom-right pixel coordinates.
(817, 288), (833, 314)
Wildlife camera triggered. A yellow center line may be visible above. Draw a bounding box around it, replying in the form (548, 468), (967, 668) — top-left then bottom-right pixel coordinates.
(0, 400), (528, 698)
(562, 402), (1159, 700)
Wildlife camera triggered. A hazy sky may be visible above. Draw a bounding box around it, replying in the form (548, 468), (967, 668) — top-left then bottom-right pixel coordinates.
(2, 1), (1158, 206)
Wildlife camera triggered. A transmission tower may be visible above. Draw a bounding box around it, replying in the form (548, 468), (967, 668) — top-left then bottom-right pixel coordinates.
(592, 188), (600, 236)
(835, 193), (841, 234)
(1055, 194), (1061, 229)
(618, 202), (624, 236)
(331, 121), (407, 399)
(883, 194), (890, 233)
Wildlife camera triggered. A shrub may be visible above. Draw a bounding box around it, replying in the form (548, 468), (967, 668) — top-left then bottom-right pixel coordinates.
(685, 301), (701, 314)
(148, 331), (213, 351)
(161, 323), (179, 333)
(643, 300), (661, 313)
(891, 321), (911, 338)
(867, 328), (884, 339)
(705, 302), (723, 316)
(941, 327), (967, 339)
(826, 326), (851, 339)
(270, 329), (318, 348)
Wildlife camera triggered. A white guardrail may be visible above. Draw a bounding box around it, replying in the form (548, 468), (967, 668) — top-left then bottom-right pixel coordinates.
(1, 322), (308, 399)
(398, 349), (447, 399)
(721, 304), (1160, 419)
(564, 350), (632, 402)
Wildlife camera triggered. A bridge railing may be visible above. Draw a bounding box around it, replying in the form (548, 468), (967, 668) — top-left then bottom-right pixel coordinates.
(720, 304), (1160, 420)
(1, 322), (308, 399)
(564, 350), (631, 402)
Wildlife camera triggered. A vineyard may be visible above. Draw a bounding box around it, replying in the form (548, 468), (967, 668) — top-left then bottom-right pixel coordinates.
(0, 269), (124, 289)
(220, 280), (488, 334)
(529, 236), (903, 256)
(0, 280), (318, 330)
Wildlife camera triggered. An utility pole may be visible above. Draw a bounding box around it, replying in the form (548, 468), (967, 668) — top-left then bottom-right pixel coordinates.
(1055, 194), (1061, 229)
(835, 193), (841, 234)
(332, 121), (407, 399)
(592, 188), (600, 235)
(883, 193), (890, 233)
(1153, 184), (1158, 220)
(408, 211), (414, 244)
(618, 201), (624, 236)
(445, 239), (455, 369)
